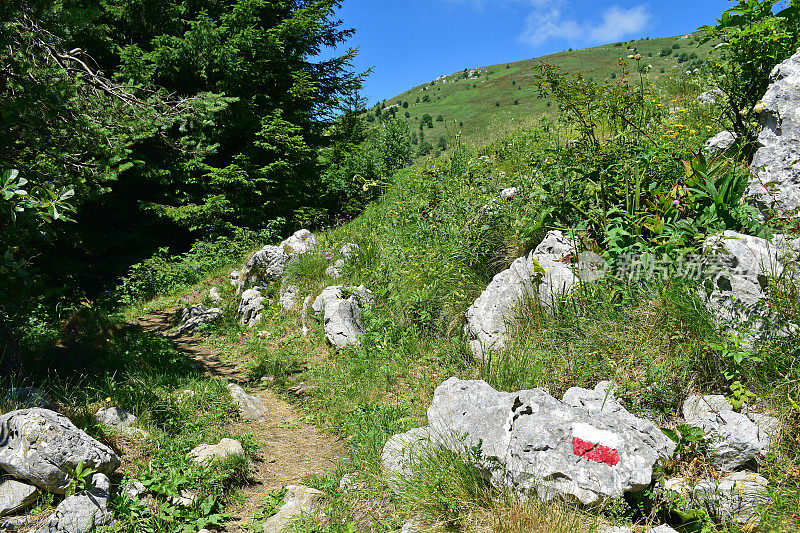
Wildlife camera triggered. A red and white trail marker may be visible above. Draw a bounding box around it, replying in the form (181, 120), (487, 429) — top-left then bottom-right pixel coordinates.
(571, 422), (621, 467)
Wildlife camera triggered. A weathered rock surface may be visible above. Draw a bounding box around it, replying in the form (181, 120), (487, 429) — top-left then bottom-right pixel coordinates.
(682, 395), (770, 471)
(2, 387), (57, 410)
(34, 473), (113, 533)
(120, 480), (146, 499)
(394, 378), (674, 506)
(281, 229), (318, 257)
(598, 527), (633, 533)
(311, 285), (374, 317)
(209, 287), (222, 304)
(748, 48), (800, 216)
(189, 438), (245, 464)
(0, 478), (39, 516)
(262, 485), (324, 533)
(95, 407), (137, 428)
(665, 472), (769, 525)
(301, 295), (312, 336)
(0, 409), (119, 494)
(704, 131), (738, 157)
(237, 246), (288, 294)
(325, 259), (345, 279)
(176, 304), (222, 335)
(227, 383), (269, 422)
(323, 299), (364, 348)
(701, 231), (800, 325)
(464, 230), (579, 360)
(230, 270), (240, 287)
(648, 526), (679, 533)
(238, 288), (266, 327)
(381, 427), (434, 483)
(279, 285), (300, 310)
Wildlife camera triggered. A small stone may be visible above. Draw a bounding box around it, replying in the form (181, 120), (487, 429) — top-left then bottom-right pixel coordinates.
(401, 521), (424, 533)
(648, 526), (679, 533)
(338, 473), (356, 493)
(381, 427), (433, 486)
(289, 382), (316, 397)
(189, 438), (245, 464)
(280, 285), (300, 310)
(500, 187), (519, 200)
(703, 130), (738, 156)
(263, 485), (324, 533)
(230, 270), (240, 287)
(95, 406), (137, 428)
(227, 383), (269, 421)
(0, 479), (40, 517)
(665, 472), (769, 526)
(238, 288), (266, 327)
(120, 481), (146, 499)
(176, 304), (223, 334)
(171, 489), (197, 507)
(598, 527), (633, 533)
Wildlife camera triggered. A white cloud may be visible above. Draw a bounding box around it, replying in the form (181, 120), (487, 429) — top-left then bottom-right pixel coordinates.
(519, 3), (651, 47)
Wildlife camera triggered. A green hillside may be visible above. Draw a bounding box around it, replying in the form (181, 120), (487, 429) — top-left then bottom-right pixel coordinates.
(379, 33), (714, 147)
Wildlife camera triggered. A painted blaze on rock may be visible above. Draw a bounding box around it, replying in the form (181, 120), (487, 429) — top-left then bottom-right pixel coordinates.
(571, 423), (621, 467)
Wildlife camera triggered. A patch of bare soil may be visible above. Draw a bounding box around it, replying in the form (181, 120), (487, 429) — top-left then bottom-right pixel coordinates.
(137, 309), (346, 530)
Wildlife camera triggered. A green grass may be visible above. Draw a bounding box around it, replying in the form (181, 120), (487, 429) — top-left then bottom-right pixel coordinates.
(384, 33), (715, 148)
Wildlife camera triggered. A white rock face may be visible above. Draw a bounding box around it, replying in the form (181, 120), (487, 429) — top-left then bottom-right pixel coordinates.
(311, 286), (374, 348)
(176, 304), (222, 334)
(280, 284), (300, 310)
(701, 231), (800, 326)
(281, 229), (318, 257)
(237, 246), (288, 294)
(34, 473), (113, 533)
(238, 288), (266, 327)
(704, 130), (738, 157)
(227, 383), (269, 422)
(189, 438), (245, 464)
(0, 479), (40, 517)
(0, 409), (119, 494)
(385, 378), (675, 507)
(464, 230), (579, 360)
(748, 48), (800, 216)
(682, 395), (770, 471)
(665, 472), (769, 526)
(262, 485), (324, 533)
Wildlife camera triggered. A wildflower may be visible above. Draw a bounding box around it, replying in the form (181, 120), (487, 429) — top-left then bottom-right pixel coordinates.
(105, 397), (111, 402)
(754, 102), (766, 114)
(634, 54), (642, 61)
(673, 199), (680, 206)
(706, 125), (713, 130)
(628, 54), (635, 59)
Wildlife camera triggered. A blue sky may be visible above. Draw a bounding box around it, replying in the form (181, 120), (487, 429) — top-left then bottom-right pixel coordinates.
(329, 0), (732, 105)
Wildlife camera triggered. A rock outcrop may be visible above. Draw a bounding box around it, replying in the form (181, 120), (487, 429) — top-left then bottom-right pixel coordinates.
(312, 285), (374, 348)
(238, 288), (266, 327)
(384, 378), (675, 507)
(704, 131), (738, 157)
(279, 285), (300, 310)
(682, 395), (770, 471)
(237, 230), (318, 293)
(701, 231), (800, 326)
(748, 48), (800, 216)
(665, 472), (769, 526)
(325, 243), (360, 279)
(464, 230), (579, 360)
(0, 409), (119, 494)
(176, 304), (222, 335)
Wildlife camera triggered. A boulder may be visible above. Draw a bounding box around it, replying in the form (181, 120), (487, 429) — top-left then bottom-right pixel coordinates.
(227, 383), (269, 422)
(279, 285), (300, 310)
(209, 287), (222, 304)
(682, 395), (769, 471)
(281, 229), (318, 258)
(94, 407), (137, 428)
(0, 478), (39, 516)
(664, 472), (769, 526)
(2, 387), (57, 410)
(325, 259), (345, 280)
(34, 473), (113, 533)
(701, 231), (800, 325)
(176, 304), (222, 335)
(464, 230), (579, 360)
(381, 427), (434, 484)
(423, 378), (675, 506)
(262, 485), (324, 533)
(323, 299), (364, 348)
(0, 409), (119, 494)
(237, 246), (288, 294)
(230, 270), (240, 287)
(704, 131), (738, 157)
(238, 288), (266, 327)
(312, 285), (374, 317)
(189, 438), (245, 464)
(748, 48), (800, 216)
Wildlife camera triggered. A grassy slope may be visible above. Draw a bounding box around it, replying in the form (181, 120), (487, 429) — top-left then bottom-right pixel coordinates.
(384, 33), (714, 146)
